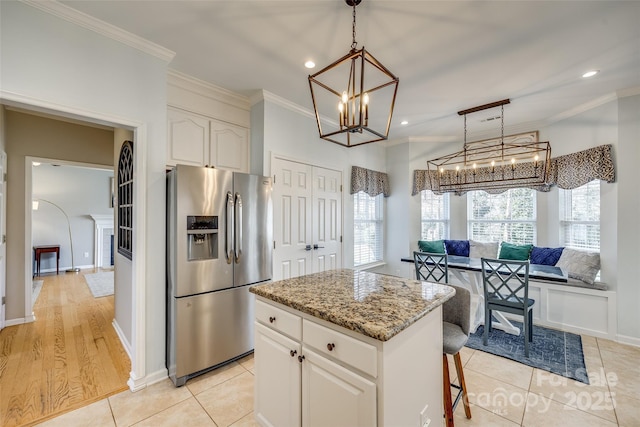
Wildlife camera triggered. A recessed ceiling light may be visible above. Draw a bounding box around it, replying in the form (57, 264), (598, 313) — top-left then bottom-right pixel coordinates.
(401, 120), (408, 125)
(582, 70), (599, 78)
(304, 60), (316, 69)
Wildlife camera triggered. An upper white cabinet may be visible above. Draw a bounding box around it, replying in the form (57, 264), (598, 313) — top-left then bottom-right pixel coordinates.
(167, 107), (249, 172)
(209, 118), (249, 172)
(167, 108), (208, 167)
(166, 70), (251, 172)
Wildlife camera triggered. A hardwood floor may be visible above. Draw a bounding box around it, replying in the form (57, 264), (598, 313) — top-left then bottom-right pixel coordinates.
(0, 269), (130, 426)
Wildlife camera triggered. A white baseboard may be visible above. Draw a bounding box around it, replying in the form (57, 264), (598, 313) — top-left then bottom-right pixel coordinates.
(35, 264), (95, 274)
(126, 368), (168, 392)
(615, 333), (640, 348)
(5, 317), (26, 327)
(112, 319), (132, 360)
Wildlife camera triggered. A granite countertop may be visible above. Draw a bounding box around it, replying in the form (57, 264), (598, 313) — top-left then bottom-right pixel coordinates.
(250, 269), (455, 342)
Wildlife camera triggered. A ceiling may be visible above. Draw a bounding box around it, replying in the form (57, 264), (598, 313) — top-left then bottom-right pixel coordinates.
(60, 0), (640, 144)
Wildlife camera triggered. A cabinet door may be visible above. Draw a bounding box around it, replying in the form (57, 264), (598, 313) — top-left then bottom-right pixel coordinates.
(167, 108), (209, 167)
(255, 323), (302, 427)
(302, 348), (376, 427)
(209, 119), (249, 172)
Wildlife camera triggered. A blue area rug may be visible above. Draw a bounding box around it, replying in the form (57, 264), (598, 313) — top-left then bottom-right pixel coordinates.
(466, 321), (590, 384)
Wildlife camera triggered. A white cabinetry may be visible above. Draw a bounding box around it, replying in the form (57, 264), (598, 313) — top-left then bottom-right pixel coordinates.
(167, 107), (249, 172)
(254, 298), (443, 427)
(255, 323), (301, 427)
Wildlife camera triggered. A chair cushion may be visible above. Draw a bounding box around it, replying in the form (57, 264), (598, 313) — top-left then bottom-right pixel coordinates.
(418, 239), (445, 254)
(530, 246), (564, 266)
(444, 239), (470, 257)
(443, 321), (468, 355)
(555, 248), (600, 285)
(469, 240), (499, 259)
(498, 242), (533, 261)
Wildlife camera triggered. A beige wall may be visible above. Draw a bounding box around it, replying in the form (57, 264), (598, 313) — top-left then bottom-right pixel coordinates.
(5, 110), (114, 321)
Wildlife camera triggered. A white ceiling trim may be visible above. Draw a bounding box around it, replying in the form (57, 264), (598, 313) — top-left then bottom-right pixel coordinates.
(251, 90), (315, 121)
(167, 69), (250, 111)
(22, 0), (175, 63)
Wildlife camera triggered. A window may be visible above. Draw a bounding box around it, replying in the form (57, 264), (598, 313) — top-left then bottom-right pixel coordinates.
(117, 140), (134, 260)
(468, 188), (536, 244)
(421, 190), (449, 240)
(559, 180), (600, 250)
(353, 192), (383, 266)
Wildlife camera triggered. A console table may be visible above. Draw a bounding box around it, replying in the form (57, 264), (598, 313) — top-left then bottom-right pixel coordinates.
(33, 245), (60, 276)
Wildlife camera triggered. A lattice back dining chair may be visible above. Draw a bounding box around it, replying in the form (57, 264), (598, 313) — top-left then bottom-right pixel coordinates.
(413, 251), (449, 283)
(442, 284), (472, 427)
(480, 258), (535, 357)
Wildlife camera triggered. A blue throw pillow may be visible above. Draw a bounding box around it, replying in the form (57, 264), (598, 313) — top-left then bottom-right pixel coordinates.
(498, 242), (533, 261)
(418, 240), (445, 254)
(530, 246), (564, 266)
(444, 240), (470, 257)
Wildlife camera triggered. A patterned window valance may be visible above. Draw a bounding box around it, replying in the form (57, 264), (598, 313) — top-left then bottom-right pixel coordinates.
(351, 166), (390, 197)
(412, 144), (615, 195)
(548, 144), (615, 189)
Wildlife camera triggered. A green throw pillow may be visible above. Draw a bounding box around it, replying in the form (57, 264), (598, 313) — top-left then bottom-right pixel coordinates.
(498, 242), (533, 261)
(418, 240), (445, 254)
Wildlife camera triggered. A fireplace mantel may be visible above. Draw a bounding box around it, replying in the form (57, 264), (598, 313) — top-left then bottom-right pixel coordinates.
(90, 214), (114, 268)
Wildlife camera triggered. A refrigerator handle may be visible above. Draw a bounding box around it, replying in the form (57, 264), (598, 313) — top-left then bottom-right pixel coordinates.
(226, 191), (234, 264)
(235, 192), (242, 263)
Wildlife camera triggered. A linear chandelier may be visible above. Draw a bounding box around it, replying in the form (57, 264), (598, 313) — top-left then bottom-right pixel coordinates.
(308, 0), (399, 148)
(427, 99), (552, 193)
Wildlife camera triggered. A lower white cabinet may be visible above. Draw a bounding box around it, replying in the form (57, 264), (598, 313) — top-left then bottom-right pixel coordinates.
(302, 348), (376, 427)
(254, 298), (443, 427)
(254, 323), (301, 427)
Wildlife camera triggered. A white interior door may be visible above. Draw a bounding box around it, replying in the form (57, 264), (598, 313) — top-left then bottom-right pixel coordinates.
(0, 150), (6, 330)
(312, 167), (342, 273)
(272, 157), (313, 280)
(272, 157), (343, 281)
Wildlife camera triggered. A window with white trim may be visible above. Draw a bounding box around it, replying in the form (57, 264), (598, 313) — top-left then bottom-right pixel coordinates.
(353, 192), (383, 266)
(468, 188), (536, 244)
(421, 190), (449, 240)
(559, 180), (600, 250)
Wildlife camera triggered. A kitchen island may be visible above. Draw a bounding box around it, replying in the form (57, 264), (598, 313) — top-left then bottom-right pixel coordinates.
(250, 268), (455, 427)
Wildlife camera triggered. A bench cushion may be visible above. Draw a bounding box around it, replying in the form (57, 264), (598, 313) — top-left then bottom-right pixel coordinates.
(530, 246), (564, 266)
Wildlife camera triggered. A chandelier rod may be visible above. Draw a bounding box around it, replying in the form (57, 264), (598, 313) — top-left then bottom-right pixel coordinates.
(457, 98), (510, 116)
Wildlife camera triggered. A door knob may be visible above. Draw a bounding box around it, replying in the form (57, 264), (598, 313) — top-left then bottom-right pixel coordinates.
(305, 244), (312, 251)
(313, 244), (324, 250)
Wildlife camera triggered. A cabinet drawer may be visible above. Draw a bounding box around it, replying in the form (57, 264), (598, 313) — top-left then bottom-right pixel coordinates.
(256, 300), (302, 340)
(303, 319), (377, 378)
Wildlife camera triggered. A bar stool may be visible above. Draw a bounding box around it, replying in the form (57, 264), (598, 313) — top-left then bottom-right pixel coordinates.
(442, 285), (472, 427)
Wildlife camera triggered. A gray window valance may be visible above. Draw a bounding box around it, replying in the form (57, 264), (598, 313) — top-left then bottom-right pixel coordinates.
(412, 144), (615, 195)
(351, 166), (390, 197)
(549, 144), (615, 189)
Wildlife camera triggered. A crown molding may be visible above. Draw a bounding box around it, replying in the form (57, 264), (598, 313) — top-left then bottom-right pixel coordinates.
(250, 90), (315, 120)
(546, 92), (618, 125)
(167, 69), (250, 111)
(617, 86), (640, 99)
(22, 0), (175, 63)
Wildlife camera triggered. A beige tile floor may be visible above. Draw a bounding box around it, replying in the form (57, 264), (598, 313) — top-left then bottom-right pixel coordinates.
(36, 338), (640, 427)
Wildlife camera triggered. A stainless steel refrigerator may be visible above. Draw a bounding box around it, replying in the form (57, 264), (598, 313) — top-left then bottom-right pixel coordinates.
(166, 164), (273, 386)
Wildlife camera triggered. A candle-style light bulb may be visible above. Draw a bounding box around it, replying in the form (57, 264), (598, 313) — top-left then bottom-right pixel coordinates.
(338, 102), (344, 128)
(439, 167), (444, 174)
(511, 158), (516, 171)
(534, 154), (540, 169)
(491, 160), (495, 172)
(341, 91), (348, 104)
(362, 92), (369, 125)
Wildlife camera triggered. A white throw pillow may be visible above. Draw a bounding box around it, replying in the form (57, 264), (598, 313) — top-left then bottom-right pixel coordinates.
(555, 248), (600, 285)
(469, 240), (499, 259)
